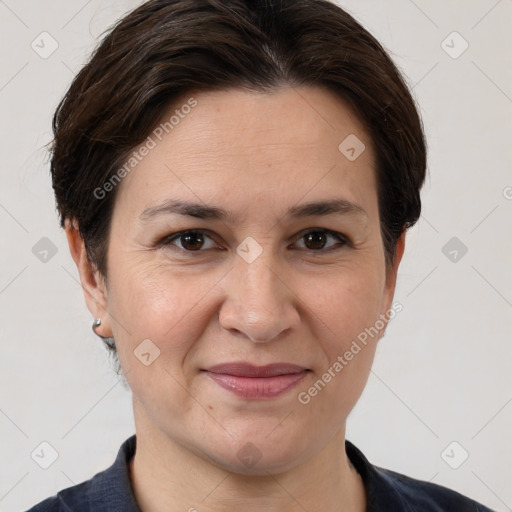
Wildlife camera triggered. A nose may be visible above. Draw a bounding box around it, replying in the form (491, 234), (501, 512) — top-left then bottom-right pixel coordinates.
(218, 247), (301, 343)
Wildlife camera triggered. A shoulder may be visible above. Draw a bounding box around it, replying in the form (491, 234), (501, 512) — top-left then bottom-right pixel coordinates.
(22, 485), (87, 512)
(23, 495), (62, 512)
(375, 465), (495, 511)
(22, 472), (119, 512)
(345, 440), (496, 512)
(22, 435), (140, 512)
(22, 477), (102, 512)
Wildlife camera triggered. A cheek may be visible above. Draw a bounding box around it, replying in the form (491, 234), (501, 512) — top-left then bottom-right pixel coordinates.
(107, 260), (226, 370)
(312, 260), (386, 345)
(300, 262), (386, 407)
(109, 265), (195, 350)
(107, 263), (214, 425)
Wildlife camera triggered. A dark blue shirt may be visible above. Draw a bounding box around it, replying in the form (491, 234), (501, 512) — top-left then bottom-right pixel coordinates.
(24, 435), (496, 511)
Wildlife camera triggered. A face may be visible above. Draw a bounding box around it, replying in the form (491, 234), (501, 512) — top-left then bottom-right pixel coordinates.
(73, 85), (403, 475)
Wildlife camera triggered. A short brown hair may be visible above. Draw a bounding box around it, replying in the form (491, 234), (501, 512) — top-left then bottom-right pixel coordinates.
(50, 0), (426, 354)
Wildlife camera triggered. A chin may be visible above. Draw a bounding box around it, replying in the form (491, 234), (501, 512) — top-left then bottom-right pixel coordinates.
(214, 449), (304, 477)
(199, 427), (315, 476)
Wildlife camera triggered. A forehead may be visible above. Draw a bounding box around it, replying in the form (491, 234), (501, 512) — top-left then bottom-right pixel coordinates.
(113, 85), (378, 223)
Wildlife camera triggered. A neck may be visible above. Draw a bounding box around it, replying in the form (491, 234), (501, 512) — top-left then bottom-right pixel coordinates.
(128, 420), (366, 512)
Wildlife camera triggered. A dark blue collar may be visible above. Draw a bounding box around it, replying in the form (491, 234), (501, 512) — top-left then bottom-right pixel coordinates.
(36, 434), (494, 512)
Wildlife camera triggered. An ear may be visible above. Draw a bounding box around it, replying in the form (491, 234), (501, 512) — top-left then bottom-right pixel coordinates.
(64, 219), (113, 338)
(382, 230), (406, 312)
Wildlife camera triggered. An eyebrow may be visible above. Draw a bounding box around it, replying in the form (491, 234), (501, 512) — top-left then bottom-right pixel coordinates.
(139, 198), (368, 224)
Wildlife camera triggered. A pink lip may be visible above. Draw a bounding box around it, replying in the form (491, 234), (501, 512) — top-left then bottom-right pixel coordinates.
(203, 362), (309, 399)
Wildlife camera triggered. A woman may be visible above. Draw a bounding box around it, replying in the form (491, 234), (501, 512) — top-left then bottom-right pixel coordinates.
(25, 0), (496, 510)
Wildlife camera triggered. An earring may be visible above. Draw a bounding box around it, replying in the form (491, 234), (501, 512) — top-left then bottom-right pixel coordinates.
(92, 318), (116, 349)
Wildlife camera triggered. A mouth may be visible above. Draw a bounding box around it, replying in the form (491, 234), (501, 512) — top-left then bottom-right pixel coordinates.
(202, 362), (310, 399)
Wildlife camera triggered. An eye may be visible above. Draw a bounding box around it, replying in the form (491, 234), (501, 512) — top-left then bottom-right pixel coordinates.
(293, 229), (348, 252)
(162, 230), (218, 252)
(159, 228), (348, 254)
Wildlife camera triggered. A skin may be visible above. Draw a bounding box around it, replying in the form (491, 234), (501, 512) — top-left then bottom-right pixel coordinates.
(66, 85), (405, 512)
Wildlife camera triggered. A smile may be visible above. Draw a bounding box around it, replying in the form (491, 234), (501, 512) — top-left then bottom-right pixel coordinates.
(202, 362), (310, 399)
(204, 371), (309, 399)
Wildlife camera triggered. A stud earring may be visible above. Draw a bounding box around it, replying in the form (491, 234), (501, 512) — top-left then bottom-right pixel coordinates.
(92, 318), (116, 349)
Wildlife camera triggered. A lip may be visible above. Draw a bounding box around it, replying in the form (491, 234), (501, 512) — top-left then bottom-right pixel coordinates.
(205, 362), (308, 377)
(203, 362), (310, 399)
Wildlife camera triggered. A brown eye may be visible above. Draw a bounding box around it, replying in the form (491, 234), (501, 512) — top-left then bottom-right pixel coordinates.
(179, 231), (204, 251)
(304, 231), (327, 250)
(160, 228), (347, 255)
(162, 230), (217, 252)
(295, 229), (348, 251)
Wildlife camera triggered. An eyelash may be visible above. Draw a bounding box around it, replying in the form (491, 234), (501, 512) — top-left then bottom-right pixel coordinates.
(158, 228), (349, 255)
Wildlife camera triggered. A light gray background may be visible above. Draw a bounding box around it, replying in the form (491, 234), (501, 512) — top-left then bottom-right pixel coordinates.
(1, 1), (511, 511)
